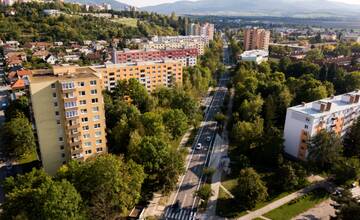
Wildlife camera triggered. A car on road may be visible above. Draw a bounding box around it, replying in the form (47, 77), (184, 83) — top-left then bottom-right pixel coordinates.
(196, 143), (202, 150)
(206, 136), (211, 142)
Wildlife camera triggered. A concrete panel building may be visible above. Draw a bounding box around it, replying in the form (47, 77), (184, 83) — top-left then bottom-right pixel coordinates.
(112, 48), (198, 67)
(29, 67), (107, 174)
(284, 91), (360, 160)
(244, 28), (271, 51)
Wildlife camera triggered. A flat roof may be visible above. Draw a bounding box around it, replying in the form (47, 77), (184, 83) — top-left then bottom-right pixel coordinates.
(30, 67), (98, 82)
(289, 91), (360, 118)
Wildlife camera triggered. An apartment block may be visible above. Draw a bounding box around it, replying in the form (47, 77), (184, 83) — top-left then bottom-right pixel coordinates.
(139, 35), (208, 55)
(244, 28), (271, 51)
(112, 48), (198, 67)
(29, 67), (107, 175)
(186, 22), (215, 41)
(92, 60), (183, 92)
(284, 91), (360, 160)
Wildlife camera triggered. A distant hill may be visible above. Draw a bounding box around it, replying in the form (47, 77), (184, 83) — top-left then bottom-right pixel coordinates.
(143, 0), (360, 18)
(65, 0), (133, 11)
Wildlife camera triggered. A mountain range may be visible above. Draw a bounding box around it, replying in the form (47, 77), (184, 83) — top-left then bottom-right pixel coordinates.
(64, 0), (132, 11)
(142, 0), (360, 18)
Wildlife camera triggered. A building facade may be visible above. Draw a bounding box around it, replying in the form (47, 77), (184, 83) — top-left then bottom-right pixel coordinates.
(92, 60), (183, 92)
(284, 91), (360, 160)
(112, 48), (198, 67)
(139, 35), (208, 55)
(186, 22), (215, 41)
(244, 28), (271, 51)
(239, 50), (269, 64)
(29, 67), (107, 174)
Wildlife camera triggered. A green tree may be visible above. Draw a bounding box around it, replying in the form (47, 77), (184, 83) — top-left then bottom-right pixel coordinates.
(332, 158), (360, 185)
(162, 109), (188, 139)
(344, 117), (360, 158)
(129, 136), (184, 194)
(2, 169), (84, 220)
(236, 168), (268, 209)
(277, 163), (301, 191)
(239, 95), (264, 121)
(195, 184), (213, 203)
(141, 111), (165, 136)
(58, 155), (145, 219)
(255, 127), (284, 167)
(308, 130), (343, 170)
(231, 117), (264, 152)
(0, 114), (36, 160)
(4, 96), (30, 121)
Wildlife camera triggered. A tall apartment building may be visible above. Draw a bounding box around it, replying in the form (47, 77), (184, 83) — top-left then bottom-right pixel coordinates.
(186, 22), (215, 41)
(284, 91), (360, 160)
(92, 60), (183, 92)
(139, 35), (208, 55)
(112, 48), (198, 67)
(29, 67), (107, 174)
(243, 28), (271, 51)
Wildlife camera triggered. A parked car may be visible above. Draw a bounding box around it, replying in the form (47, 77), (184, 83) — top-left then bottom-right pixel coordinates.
(196, 143), (202, 150)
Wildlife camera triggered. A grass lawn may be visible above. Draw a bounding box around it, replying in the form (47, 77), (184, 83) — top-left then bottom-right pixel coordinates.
(264, 189), (329, 220)
(17, 150), (38, 164)
(112, 17), (138, 27)
(216, 176), (293, 218)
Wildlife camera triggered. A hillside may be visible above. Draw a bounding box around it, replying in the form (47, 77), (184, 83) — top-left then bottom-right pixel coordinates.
(64, 0), (133, 11)
(143, 0), (360, 18)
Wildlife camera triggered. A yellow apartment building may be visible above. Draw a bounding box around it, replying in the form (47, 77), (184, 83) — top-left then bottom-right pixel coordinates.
(29, 67), (107, 175)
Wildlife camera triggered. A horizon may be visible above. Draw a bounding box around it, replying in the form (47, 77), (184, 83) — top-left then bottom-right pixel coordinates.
(119, 0), (360, 7)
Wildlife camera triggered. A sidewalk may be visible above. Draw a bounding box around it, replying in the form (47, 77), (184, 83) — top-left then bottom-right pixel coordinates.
(237, 179), (328, 220)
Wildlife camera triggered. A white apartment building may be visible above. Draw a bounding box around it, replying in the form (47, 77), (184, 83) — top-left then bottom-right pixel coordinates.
(284, 91), (360, 160)
(139, 35), (209, 55)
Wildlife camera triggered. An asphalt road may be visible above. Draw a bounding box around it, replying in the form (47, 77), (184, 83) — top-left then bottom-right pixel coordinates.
(163, 75), (229, 220)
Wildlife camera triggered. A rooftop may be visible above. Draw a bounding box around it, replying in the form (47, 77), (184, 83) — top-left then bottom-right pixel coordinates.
(241, 50), (269, 58)
(30, 66), (99, 82)
(289, 91), (360, 118)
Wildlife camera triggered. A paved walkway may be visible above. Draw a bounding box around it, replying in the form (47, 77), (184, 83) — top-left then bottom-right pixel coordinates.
(220, 183), (235, 199)
(237, 180), (328, 220)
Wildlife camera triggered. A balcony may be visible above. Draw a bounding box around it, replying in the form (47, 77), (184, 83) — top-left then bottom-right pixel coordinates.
(67, 123), (80, 130)
(71, 148), (83, 155)
(67, 131), (81, 139)
(71, 153), (84, 160)
(69, 140), (82, 148)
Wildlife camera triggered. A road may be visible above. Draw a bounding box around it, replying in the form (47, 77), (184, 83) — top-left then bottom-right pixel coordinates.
(163, 75), (229, 220)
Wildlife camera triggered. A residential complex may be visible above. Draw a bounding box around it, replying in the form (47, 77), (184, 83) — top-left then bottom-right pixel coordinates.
(243, 28), (271, 51)
(112, 48), (198, 67)
(29, 67), (107, 174)
(139, 35), (209, 55)
(239, 50), (269, 64)
(186, 22), (215, 40)
(93, 60), (183, 92)
(284, 91), (360, 160)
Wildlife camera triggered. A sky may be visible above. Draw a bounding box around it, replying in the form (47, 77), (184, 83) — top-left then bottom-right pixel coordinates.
(119, 0), (360, 7)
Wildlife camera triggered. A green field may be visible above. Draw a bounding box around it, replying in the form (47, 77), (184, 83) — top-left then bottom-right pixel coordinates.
(17, 149), (38, 164)
(264, 189), (329, 220)
(112, 17), (138, 27)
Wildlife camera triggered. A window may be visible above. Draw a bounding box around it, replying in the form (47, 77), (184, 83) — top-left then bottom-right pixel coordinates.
(57, 120), (60, 125)
(96, 147), (103, 152)
(90, 89), (97, 95)
(62, 82), (75, 90)
(91, 98), (98, 104)
(61, 153), (65, 158)
(52, 93), (57, 98)
(82, 125), (89, 131)
(83, 134), (90, 139)
(92, 106), (99, 112)
(79, 91), (86, 96)
(55, 111), (59, 116)
(65, 110), (78, 118)
(65, 92), (74, 99)
(59, 137), (63, 141)
(64, 101), (77, 109)
(84, 142), (91, 147)
(60, 145), (64, 150)
(90, 80), (97, 86)
(94, 123), (101, 129)
(85, 150), (92, 154)
(95, 131), (101, 137)
(80, 109), (87, 114)
(81, 117), (88, 123)
(51, 83), (56, 88)
(79, 100), (86, 105)
(54, 102), (58, 107)
(93, 115), (100, 121)
(96, 139), (102, 145)
(304, 125), (309, 129)
(78, 82), (85, 87)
